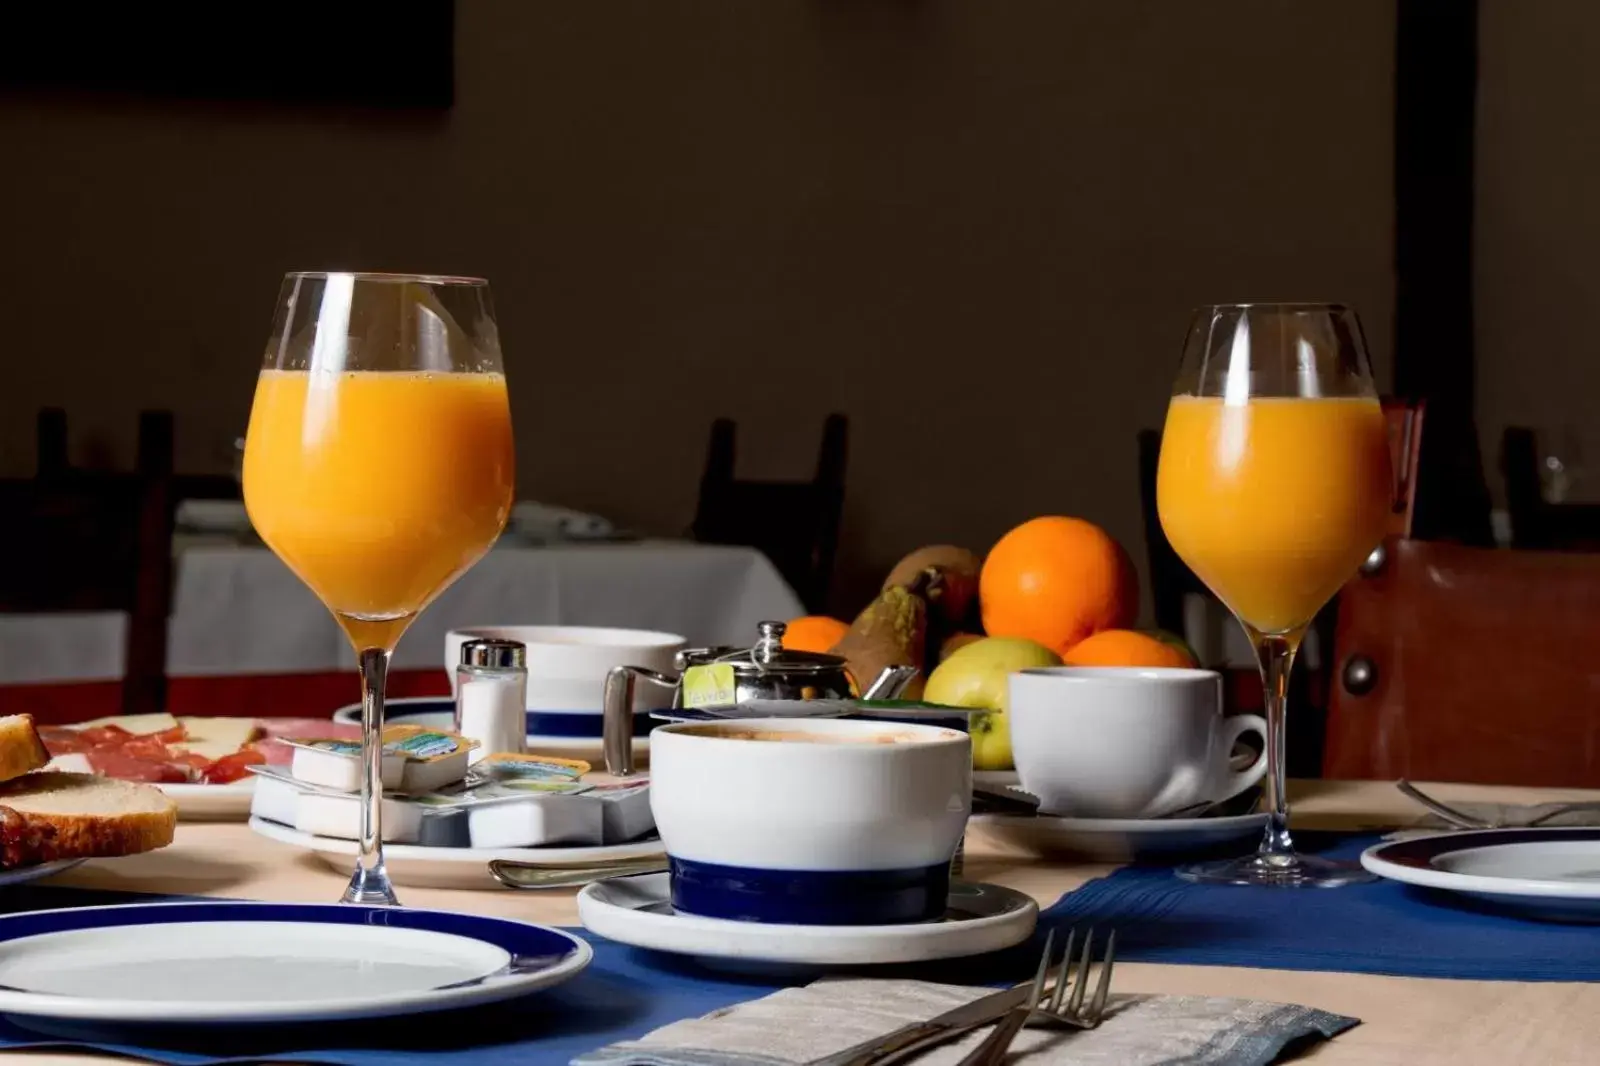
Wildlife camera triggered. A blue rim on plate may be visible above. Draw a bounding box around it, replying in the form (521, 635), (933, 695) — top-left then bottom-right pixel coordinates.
(0, 900), (592, 1023)
(335, 697), (655, 739)
(1361, 828), (1600, 922)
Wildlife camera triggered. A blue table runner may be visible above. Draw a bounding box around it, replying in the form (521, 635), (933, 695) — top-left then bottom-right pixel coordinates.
(0, 833), (1595, 1063)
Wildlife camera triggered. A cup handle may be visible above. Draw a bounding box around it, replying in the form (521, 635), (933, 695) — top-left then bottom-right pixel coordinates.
(602, 666), (676, 777)
(1217, 714), (1269, 799)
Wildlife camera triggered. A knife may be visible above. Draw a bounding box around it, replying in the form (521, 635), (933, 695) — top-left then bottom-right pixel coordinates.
(808, 982), (1034, 1066)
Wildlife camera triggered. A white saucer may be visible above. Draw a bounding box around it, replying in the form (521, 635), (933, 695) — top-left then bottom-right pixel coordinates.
(158, 779), (255, 822)
(1362, 828), (1600, 920)
(971, 811), (1268, 862)
(0, 900), (589, 1023)
(577, 873), (1037, 965)
(250, 816), (664, 890)
(0, 860), (83, 889)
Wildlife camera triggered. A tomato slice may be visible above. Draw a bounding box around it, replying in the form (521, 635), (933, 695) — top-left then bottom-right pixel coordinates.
(203, 749), (266, 784)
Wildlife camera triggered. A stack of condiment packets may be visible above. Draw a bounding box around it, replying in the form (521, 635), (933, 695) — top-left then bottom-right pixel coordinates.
(246, 726), (653, 848)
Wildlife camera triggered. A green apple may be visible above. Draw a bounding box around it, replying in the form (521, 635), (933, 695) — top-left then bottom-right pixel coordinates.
(923, 636), (1062, 770)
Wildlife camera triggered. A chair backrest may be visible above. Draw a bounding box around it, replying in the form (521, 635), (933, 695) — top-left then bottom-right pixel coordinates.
(1501, 426), (1600, 551)
(1382, 399), (1426, 539)
(1137, 398), (1427, 636)
(2, 411), (176, 715)
(691, 414), (848, 613)
(1325, 538), (1600, 786)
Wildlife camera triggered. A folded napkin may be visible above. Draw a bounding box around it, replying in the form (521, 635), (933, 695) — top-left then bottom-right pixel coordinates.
(509, 501), (617, 542)
(573, 978), (1357, 1066)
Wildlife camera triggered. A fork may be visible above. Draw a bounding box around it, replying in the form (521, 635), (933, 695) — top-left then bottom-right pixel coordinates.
(1397, 780), (1600, 830)
(952, 928), (1118, 1066)
(1028, 926), (1117, 1031)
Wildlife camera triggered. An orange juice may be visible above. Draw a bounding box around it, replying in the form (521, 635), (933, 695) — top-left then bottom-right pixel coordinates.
(244, 370), (514, 650)
(1157, 396), (1391, 635)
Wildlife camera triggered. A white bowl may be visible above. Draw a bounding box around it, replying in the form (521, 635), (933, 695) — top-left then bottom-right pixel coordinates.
(445, 626), (685, 713)
(650, 717), (971, 925)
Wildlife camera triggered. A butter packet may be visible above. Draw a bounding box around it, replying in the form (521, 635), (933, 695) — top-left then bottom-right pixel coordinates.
(417, 753), (592, 809)
(382, 725), (479, 793)
(284, 738), (405, 793)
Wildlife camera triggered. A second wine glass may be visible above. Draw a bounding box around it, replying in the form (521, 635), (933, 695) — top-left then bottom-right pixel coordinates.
(243, 272), (515, 905)
(1156, 303), (1391, 887)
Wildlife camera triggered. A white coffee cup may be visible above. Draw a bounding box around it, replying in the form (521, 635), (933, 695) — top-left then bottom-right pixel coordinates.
(650, 717), (972, 924)
(1009, 667), (1268, 819)
(444, 626), (686, 731)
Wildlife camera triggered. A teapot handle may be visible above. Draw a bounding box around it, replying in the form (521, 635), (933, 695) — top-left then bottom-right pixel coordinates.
(861, 664), (920, 701)
(602, 665), (678, 776)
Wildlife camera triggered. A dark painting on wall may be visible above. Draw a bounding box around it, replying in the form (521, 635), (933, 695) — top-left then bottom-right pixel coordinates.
(0, 1), (454, 108)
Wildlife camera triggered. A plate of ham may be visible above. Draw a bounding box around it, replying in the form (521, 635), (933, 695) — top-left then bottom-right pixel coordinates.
(39, 715), (361, 821)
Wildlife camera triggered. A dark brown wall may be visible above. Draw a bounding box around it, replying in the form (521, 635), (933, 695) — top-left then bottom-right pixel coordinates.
(0, 1), (1396, 615)
(1477, 1), (1600, 502)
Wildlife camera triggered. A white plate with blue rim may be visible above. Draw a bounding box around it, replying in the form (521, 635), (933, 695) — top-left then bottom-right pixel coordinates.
(1361, 827), (1600, 921)
(0, 900), (591, 1023)
(577, 872), (1037, 966)
(333, 696), (652, 766)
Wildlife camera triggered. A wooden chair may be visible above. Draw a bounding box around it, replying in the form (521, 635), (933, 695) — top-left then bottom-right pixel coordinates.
(1502, 426), (1600, 551)
(691, 414), (848, 614)
(1326, 538), (1600, 786)
(1, 411), (176, 715)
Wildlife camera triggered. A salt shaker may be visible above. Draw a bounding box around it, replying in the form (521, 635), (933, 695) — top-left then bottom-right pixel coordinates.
(455, 639), (527, 765)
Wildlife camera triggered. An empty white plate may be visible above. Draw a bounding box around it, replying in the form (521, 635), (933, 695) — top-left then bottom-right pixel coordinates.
(0, 900), (591, 1023)
(1362, 828), (1600, 919)
(578, 873), (1037, 966)
(250, 816), (664, 890)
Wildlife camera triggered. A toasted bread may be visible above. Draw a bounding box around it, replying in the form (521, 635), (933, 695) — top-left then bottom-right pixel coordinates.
(0, 715), (50, 785)
(0, 772), (176, 867)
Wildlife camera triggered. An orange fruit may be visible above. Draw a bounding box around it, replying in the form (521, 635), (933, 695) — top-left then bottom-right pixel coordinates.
(1063, 629), (1196, 669)
(979, 516), (1138, 655)
(782, 615), (850, 653)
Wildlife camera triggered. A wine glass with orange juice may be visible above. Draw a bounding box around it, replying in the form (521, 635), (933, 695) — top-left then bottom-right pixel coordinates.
(1157, 303), (1391, 887)
(243, 273), (514, 904)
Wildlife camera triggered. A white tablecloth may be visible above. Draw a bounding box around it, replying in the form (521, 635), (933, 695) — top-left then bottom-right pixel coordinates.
(0, 540), (804, 684)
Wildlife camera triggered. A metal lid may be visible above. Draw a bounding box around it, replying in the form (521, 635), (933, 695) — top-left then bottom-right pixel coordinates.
(677, 620), (846, 675)
(459, 638), (527, 670)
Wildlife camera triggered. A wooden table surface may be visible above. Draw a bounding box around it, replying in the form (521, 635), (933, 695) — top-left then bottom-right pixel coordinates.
(12, 779), (1600, 1066)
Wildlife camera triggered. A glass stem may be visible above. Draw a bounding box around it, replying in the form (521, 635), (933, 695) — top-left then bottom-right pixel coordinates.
(344, 646), (398, 906)
(1252, 631), (1301, 863)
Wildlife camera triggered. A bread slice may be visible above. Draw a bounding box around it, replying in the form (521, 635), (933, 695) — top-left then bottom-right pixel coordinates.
(0, 715), (50, 785)
(0, 772), (176, 867)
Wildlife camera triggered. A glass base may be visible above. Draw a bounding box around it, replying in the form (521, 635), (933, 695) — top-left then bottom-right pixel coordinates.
(342, 863), (400, 906)
(1177, 851), (1376, 888)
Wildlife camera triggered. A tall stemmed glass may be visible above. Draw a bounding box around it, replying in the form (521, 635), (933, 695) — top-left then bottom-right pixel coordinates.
(243, 273), (514, 905)
(1156, 303), (1390, 887)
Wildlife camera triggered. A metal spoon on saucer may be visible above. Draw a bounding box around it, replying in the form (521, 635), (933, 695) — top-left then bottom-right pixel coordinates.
(490, 857), (669, 890)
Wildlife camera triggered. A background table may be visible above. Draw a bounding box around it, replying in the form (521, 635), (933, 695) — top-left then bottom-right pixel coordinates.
(0, 538), (803, 721)
(15, 779), (1600, 1065)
